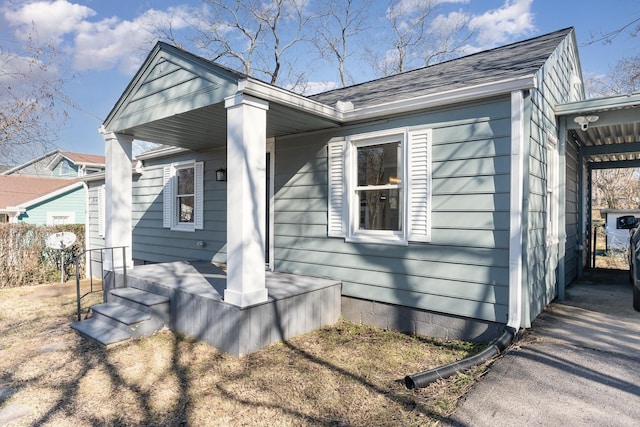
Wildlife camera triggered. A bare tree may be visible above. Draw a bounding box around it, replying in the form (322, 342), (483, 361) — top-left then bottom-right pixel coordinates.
(313, 0), (369, 87)
(0, 35), (68, 165)
(586, 55), (640, 97)
(592, 168), (640, 209)
(586, 16), (640, 45)
(371, 0), (471, 77)
(184, 0), (310, 89)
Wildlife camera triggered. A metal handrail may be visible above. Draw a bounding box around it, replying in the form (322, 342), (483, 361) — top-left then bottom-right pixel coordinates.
(68, 246), (128, 321)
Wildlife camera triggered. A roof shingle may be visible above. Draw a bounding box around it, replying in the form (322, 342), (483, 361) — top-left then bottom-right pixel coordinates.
(310, 28), (574, 109)
(0, 175), (81, 208)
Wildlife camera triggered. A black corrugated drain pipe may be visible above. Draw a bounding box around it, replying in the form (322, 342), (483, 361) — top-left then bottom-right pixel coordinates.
(404, 326), (517, 389)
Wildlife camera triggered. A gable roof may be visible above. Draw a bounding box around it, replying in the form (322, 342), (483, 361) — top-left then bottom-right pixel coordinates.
(103, 41), (246, 134)
(0, 175), (82, 209)
(59, 151), (105, 166)
(2, 149), (105, 176)
(1, 150), (59, 175)
(310, 28), (574, 109)
(46, 151), (105, 170)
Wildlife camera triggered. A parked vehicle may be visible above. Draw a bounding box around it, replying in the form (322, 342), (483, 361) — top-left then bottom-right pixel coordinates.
(621, 215), (640, 311)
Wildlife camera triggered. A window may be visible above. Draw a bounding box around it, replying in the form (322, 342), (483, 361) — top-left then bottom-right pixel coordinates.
(328, 127), (432, 245)
(163, 161), (204, 232)
(47, 212), (75, 225)
(356, 139), (402, 233)
(59, 160), (72, 176)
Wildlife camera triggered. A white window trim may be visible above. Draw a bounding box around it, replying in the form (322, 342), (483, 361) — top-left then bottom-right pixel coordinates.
(328, 127), (432, 246)
(347, 130), (407, 245)
(163, 160), (204, 232)
(546, 131), (559, 246)
(47, 212), (75, 225)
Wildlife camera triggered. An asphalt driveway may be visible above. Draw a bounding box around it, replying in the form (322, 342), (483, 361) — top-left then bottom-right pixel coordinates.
(444, 269), (640, 426)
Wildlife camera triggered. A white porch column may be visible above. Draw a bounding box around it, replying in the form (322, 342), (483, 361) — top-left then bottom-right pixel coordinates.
(102, 131), (133, 271)
(224, 93), (269, 307)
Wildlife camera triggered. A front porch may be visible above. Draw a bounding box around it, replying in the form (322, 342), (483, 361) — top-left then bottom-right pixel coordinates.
(78, 261), (341, 356)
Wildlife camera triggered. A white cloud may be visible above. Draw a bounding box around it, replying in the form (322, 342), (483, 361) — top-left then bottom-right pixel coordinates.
(2, 1), (194, 73)
(389, 0), (469, 17)
(468, 0), (535, 49)
(430, 10), (470, 35)
(299, 81), (340, 95)
(73, 7), (192, 73)
(4, 0), (95, 43)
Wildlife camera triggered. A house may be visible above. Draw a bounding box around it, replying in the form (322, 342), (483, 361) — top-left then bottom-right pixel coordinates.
(0, 175), (85, 224)
(0, 150), (105, 225)
(75, 27), (592, 355)
(2, 150), (105, 178)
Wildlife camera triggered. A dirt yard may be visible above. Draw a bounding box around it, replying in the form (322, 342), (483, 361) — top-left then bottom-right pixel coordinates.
(0, 280), (486, 426)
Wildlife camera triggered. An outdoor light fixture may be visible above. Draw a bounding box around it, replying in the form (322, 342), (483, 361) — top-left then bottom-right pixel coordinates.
(573, 115), (599, 131)
(216, 168), (227, 181)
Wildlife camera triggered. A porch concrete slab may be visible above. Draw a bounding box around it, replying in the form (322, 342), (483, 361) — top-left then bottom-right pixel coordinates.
(127, 261), (340, 303)
(443, 271), (640, 426)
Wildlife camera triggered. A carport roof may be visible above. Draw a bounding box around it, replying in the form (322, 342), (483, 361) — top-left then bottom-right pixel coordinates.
(556, 93), (640, 168)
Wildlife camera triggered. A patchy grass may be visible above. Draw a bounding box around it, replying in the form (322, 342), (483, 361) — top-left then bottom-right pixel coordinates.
(0, 281), (488, 426)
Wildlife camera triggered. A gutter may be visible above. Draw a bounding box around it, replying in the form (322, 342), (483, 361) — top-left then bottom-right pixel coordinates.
(404, 90), (526, 389)
(239, 75), (537, 125)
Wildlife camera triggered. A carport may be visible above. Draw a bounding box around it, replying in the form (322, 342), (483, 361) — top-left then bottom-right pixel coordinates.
(556, 92), (640, 299)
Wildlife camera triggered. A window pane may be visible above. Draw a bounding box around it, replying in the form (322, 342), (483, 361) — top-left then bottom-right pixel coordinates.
(177, 167), (194, 195)
(358, 142), (400, 186)
(358, 189), (401, 231)
(178, 196), (194, 223)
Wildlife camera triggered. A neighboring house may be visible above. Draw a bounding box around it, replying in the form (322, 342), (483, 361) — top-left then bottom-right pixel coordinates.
(0, 150), (104, 225)
(79, 27), (614, 354)
(0, 175), (85, 224)
(2, 150), (105, 178)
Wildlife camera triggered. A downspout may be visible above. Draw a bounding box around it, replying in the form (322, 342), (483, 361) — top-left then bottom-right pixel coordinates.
(404, 91), (525, 389)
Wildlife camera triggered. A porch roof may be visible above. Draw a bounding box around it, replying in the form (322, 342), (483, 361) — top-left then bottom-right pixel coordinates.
(101, 42), (342, 151)
(556, 92), (640, 168)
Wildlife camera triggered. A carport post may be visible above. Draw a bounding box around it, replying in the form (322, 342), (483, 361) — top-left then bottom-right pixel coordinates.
(578, 149), (585, 276)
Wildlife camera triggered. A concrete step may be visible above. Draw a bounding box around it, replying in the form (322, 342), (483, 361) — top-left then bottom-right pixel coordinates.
(91, 302), (155, 339)
(70, 318), (131, 347)
(109, 287), (169, 311)
(72, 286), (171, 347)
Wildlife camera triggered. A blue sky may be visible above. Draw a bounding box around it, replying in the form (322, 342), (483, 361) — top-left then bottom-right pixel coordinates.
(1, 0), (639, 158)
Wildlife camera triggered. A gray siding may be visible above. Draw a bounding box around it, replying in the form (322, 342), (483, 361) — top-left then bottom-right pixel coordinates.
(274, 98), (512, 324)
(525, 32), (583, 324)
(131, 149), (227, 264)
(5, 154), (55, 177)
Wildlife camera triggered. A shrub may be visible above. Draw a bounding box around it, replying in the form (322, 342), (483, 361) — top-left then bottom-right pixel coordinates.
(0, 224), (85, 288)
